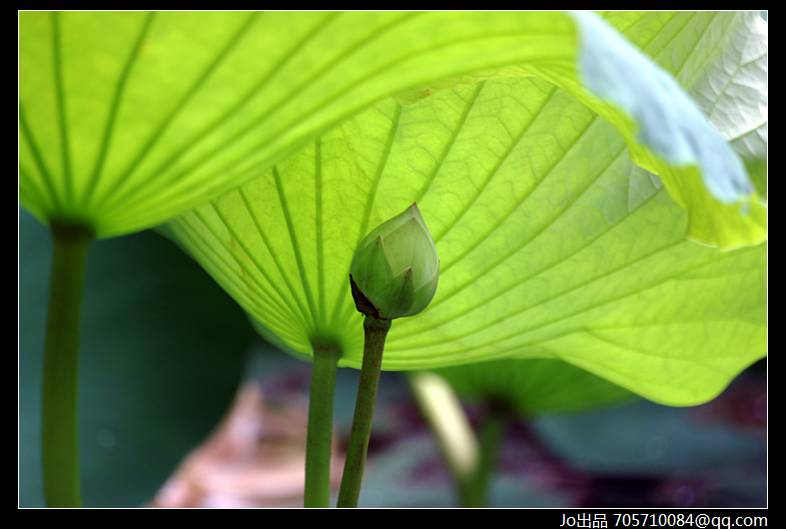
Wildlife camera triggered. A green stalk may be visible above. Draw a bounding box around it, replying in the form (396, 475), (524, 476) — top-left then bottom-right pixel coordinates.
(304, 343), (340, 508)
(408, 373), (507, 507)
(41, 224), (92, 507)
(336, 316), (391, 507)
(462, 408), (505, 507)
(408, 372), (480, 507)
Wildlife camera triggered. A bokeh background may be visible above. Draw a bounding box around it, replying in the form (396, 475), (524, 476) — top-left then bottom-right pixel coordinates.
(19, 210), (767, 507)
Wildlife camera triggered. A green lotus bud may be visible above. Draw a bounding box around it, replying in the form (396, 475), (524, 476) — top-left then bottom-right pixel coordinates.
(350, 203), (439, 320)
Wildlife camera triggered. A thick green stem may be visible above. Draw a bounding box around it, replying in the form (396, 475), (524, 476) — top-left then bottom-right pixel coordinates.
(461, 407), (506, 508)
(41, 224), (92, 507)
(304, 344), (339, 508)
(336, 316), (391, 508)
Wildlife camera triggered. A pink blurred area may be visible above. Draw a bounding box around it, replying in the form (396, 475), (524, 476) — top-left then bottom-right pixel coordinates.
(152, 383), (343, 508)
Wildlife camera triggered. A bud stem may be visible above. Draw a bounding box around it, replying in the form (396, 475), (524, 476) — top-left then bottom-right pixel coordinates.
(336, 316), (391, 507)
(41, 223), (92, 507)
(304, 343), (340, 507)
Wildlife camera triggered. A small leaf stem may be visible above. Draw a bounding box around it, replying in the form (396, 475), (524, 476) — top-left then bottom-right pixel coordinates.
(409, 373), (507, 507)
(461, 406), (506, 507)
(336, 315), (391, 507)
(304, 343), (340, 508)
(41, 223), (92, 507)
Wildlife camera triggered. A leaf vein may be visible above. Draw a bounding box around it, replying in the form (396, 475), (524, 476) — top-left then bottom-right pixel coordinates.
(273, 167), (320, 334)
(83, 12), (156, 208)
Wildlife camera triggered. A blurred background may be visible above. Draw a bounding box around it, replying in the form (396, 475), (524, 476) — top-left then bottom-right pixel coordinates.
(19, 210), (767, 508)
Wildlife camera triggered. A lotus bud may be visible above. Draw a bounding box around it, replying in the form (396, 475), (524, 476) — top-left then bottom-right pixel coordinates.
(350, 203), (439, 320)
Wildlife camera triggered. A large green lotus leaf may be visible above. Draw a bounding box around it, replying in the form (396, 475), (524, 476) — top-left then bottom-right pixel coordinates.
(434, 359), (635, 416)
(20, 11), (761, 246)
(167, 16), (766, 405)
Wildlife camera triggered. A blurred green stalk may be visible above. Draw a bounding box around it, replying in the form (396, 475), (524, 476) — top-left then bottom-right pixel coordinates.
(462, 411), (505, 507)
(409, 372), (506, 508)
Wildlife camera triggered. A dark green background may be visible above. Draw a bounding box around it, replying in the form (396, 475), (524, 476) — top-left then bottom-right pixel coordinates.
(19, 210), (254, 507)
